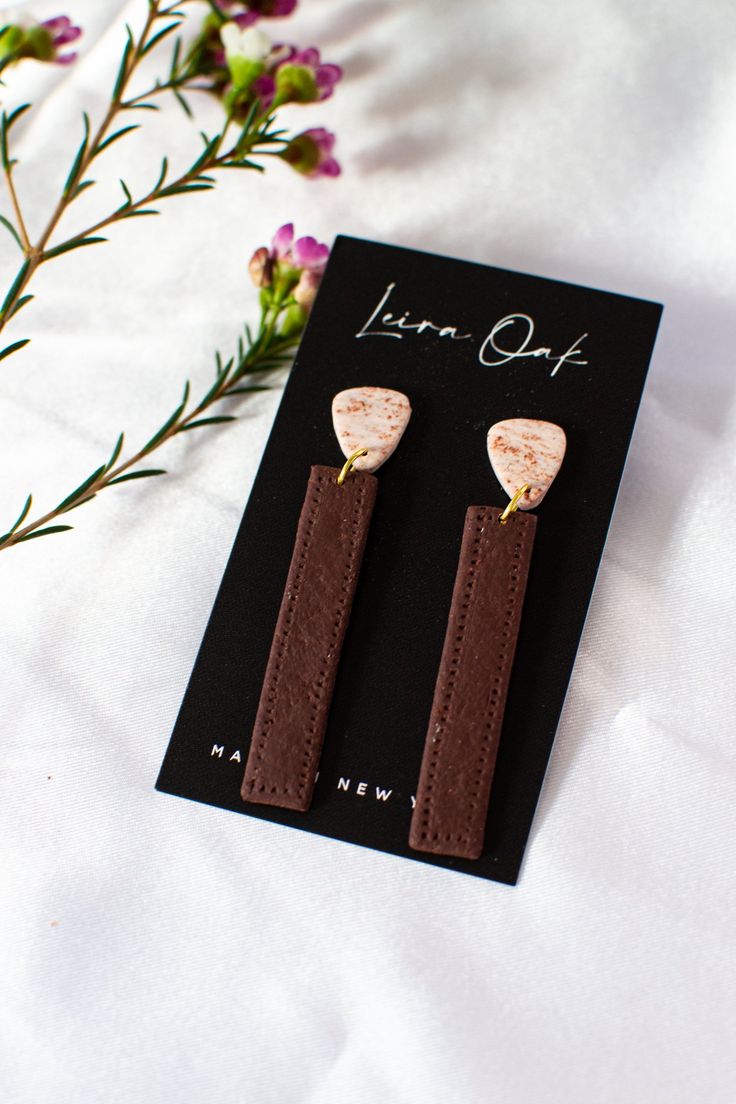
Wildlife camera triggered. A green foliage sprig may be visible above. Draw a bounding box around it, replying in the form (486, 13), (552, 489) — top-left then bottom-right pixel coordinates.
(0, 1), (341, 555)
(0, 0), (339, 362)
(0, 299), (297, 550)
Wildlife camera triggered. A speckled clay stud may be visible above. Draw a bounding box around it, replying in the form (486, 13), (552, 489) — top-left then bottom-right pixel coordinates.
(242, 386), (411, 813)
(409, 418), (566, 861)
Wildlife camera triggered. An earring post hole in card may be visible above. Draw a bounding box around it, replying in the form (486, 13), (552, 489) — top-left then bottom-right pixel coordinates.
(156, 235), (663, 886)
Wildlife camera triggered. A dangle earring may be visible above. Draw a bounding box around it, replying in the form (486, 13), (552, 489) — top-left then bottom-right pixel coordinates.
(242, 386), (412, 813)
(409, 418), (566, 860)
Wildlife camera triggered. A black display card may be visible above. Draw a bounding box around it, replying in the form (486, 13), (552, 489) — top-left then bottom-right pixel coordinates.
(156, 236), (662, 885)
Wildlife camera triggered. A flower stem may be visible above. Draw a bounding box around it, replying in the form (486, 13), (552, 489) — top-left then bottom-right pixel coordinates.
(202, 0), (228, 25)
(0, 14), (285, 348)
(0, 324), (297, 551)
(3, 161), (31, 252)
(0, 1), (178, 336)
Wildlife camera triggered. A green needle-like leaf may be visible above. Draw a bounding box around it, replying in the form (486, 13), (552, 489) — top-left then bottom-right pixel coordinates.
(178, 415), (237, 432)
(189, 136), (220, 173)
(106, 432), (125, 471)
(5, 103), (31, 130)
(72, 179), (96, 200)
(203, 0), (227, 21)
(62, 493), (97, 513)
(153, 157), (169, 192)
(112, 25), (135, 100)
(226, 385), (270, 395)
(199, 366), (230, 408)
(107, 469), (166, 485)
(6, 492), (32, 536)
(95, 125), (140, 155)
(8, 294), (33, 320)
(0, 114), (10, 171)
(121, 208), (159, 219)
(62, 113), (91, 197)
(142, 21), (181, 56)
(0, 214), (23, 251)
(170, 37), (182, 78)
(0, 258), (29, 318)
(141, 381), (189, 452)
(229, 159), (264, 172)
(15, 525), (73, 543)
(119, 178), (133, 206)
(0, 338), (30, 362)
(56, 465), (106, 512)
(173, 89), (192, 118)
(43, 237), (107, 260)
(160, 183), (214, 196)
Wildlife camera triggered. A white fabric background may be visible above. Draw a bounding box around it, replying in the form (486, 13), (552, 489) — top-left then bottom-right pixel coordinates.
(1, 1), (735, 1101)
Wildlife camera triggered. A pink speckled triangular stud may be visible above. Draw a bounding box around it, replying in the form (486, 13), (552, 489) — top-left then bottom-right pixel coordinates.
(332, 387), (412, 473)
(487, 418), (566, 509)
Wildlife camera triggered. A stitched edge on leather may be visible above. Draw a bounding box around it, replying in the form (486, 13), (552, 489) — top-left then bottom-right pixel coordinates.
(411, 507), (534, 854)
(244, 469), (371, 804)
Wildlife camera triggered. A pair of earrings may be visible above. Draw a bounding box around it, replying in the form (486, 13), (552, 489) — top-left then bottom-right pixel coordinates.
(241, 386), (566, 861)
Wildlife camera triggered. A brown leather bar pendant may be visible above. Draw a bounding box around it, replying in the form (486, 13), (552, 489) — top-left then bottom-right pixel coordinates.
(242, 464), (377, 811)
(409, 506), (537, 859)
(242, 386), (411, 814)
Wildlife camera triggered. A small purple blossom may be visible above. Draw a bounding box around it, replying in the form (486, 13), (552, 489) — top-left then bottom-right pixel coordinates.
(288, 49), (342, 100)
(247, 45), (342, 109)
(41, 15), (82, 64)
(277, 46), (342, 105)
(216, 0), (298, 25)
(303, 128), (340, 178)
(269, 223), (329, 272)
(192, 13), (343, 152)
(248, 225), (329, 328)
(280, 128), (341, 179)
(292, 234), (330, 272)
(249, 72), (276, 109)
(0, 14), (82, 66)
(270, 223), (295, 260)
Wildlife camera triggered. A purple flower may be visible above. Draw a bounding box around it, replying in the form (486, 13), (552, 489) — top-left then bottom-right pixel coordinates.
(270, 46), (343, 105)
(270, 223), (295, 260)
(41, 15), (82, 64)
(215, 0), (298, 24)
(270, 223), (330, 272)
(280, 129), (341, 179)
(231, 12), (259, 28)
(208, 15), (341, 118)
(0, 14), (82, 66)
(292, 235), (330, 271)
(256, 0), (298, 13)
(248, 225), (329, 329)
(290, 49), (342, 100)
(247, 44), (342, 109)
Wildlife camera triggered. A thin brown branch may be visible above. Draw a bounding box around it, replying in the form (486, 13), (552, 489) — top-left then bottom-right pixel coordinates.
(3, 162), (31, 252)
(0, 328), (296, 551)
(0, 2), (162, 335)
(35, 116), (276, 261)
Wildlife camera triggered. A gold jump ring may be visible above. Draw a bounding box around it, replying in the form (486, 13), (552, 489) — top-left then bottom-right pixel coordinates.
(337, 448), (368, 486)
(499, 483), (531, 525)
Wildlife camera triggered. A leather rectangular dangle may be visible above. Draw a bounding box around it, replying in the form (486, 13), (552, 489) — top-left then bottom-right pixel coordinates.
(409, 506), (537, 859)
(242, 464), (377, 812)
